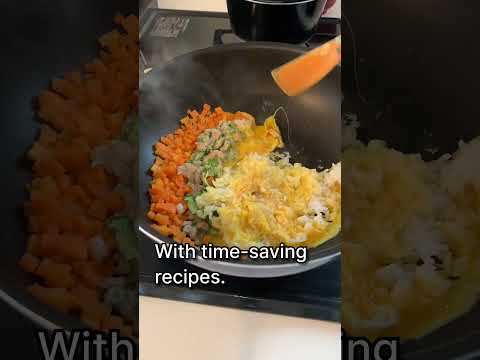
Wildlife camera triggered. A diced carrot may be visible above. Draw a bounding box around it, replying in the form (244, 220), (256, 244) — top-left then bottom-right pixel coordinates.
(82, 302), (111, 327)
(71, 286), (112, 325)
(88, 199), (108, 220)
(121, 326), (133, 337)
(155, 202), (176, 215)
(73, 262), (103, 289)
(85, 58), (108, 75)
(35, 259), (75, 288)
(102, 315), (123, 330)
(56, 174), (72, 191)
(71, 285), (99, 305)
(172, 216), (183, 226)
(55, 145), (90, 171)
(97, 261), (115, 278)
(84, 78), (103, 101)
(71, 286), (110, 324)
(155, 142), (169, 155)
(52, 78), (78, 99)
(19, 253), (40, 273)
(33, 157), (66, 178)
(183, 237), (195, 246)
(64, 71), (83, 85)
(81, 313), (101, 330)
(171, 226), (182, 238)
(114, 13), (125, 25)
(105, 191), (124, 213)
(149, 105), (241, 244)
(188, 110), (199, 118)
(164, 164), (177, 177)
(38, 125), (58, 146)
(37, 91), (68, 130)
(26, 235), (41, 255)
(39, 233), (88, 261)
(152, 224), (171, 237)
(154, 214), (169, 226)
(26, 215), (38, 232)
(121, 14), (139, 39)
(65, 185), (92, 208)
(23, 15), (139, 329)
(27, 284), (77, 313)
(79, 219), (103, 239)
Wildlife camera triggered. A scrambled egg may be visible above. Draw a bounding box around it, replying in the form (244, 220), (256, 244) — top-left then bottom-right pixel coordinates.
(195, 116), (341, 249)
(342, 120), (480, 341)
(234, 115), (285, 162)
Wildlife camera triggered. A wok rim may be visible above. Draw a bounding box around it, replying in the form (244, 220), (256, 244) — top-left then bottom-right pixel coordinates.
(140, 41), (341, 85)
(0, 288), (61, 330)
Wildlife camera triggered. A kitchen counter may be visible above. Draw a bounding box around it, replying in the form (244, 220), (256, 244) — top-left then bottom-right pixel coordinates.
(140, 296), (341, 360)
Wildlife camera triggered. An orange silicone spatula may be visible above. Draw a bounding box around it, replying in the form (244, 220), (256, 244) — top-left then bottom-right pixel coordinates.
(271, 35), (341, 97)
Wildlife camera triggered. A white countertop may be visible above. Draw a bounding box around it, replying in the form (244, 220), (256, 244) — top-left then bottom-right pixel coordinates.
(140, 296), (341, 360)
(156, 0), (341, 18)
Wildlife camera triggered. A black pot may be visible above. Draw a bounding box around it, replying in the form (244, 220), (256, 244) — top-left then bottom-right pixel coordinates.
(227, 0), (327, 44)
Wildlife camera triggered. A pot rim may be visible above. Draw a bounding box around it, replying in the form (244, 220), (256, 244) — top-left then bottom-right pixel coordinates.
(234, 0), (318, 5)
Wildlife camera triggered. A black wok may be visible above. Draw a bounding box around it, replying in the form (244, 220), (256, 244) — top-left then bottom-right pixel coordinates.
(138, 42), (341, 277)
(0, 0), (137, 334)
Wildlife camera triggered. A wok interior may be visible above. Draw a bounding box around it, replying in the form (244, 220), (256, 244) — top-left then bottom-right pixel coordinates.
(139, 44), (341, 263)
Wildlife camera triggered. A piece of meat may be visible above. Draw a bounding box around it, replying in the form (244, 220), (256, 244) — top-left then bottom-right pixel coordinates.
(210, 128), (221, 141)
(204, 150), (225, 161)
(178, 163), (197, 180)
(192, 168), (202, 193)
(197, 128), (221, 151)
(196, 142), (208, 151)
(197, 222), (209, 231)
(178, 163), (203, 194)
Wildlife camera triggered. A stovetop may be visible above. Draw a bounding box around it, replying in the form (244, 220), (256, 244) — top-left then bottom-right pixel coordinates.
(140, 9), (340, 71)
(138, 8), (341, 322)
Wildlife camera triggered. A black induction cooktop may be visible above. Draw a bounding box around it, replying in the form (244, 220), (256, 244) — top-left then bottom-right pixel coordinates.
(138, 8), (341, 322)
(140, 9), (340, 69)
